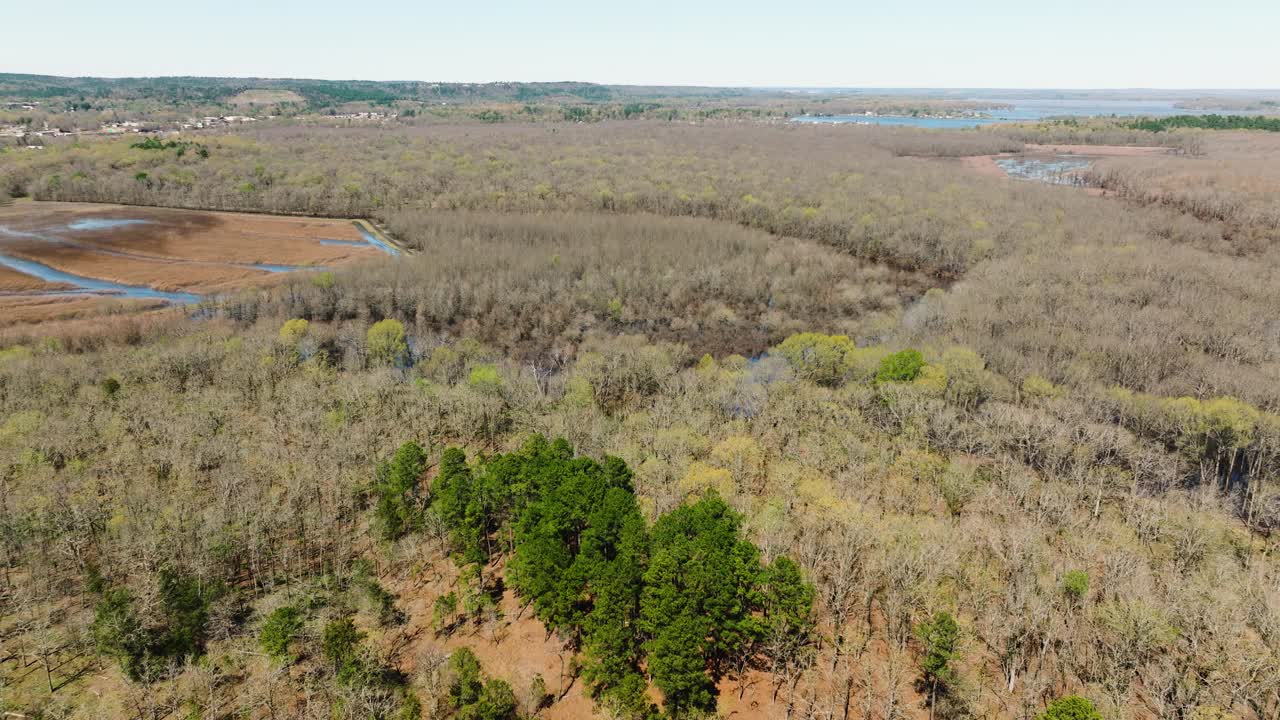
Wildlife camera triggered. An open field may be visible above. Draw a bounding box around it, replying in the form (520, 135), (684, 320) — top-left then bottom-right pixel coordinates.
(0, 294), (164, 324)
(0, 264), (70, 292)
(0, 201), (390, 324)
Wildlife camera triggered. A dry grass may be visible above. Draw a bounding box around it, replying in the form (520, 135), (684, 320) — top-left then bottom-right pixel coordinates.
(1086, 131), (1280, 234)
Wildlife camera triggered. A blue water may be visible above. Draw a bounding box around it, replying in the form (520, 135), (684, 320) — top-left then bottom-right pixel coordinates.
(253, 263), (327, 273)
(792, 98), (1198, 128)
(355, 224), (400, 256)
(68, 218), (151, 231)
(0, 216), (401, 304)
(995, 156), (1093, 185)
(0, 252), (200, 303)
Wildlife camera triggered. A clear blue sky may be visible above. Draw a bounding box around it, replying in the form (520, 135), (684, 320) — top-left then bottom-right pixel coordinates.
(4, 0), (1275, 88)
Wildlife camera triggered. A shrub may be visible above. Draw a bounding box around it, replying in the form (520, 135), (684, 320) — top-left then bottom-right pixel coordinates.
(260, 606), (304, 661)
(876, 349), (925, 383)
(467, 364), (503, 394)
(1039, 695), (1103, 720)
(279, 318), (310, 345)
(321, 616), (364, 672)
(433, 592), (459, 634)
(1022, 374), (1064, 400)
(773, 332), (857, 386)
(1062, 570), (1090, 603)
(367, 319), (408, 366)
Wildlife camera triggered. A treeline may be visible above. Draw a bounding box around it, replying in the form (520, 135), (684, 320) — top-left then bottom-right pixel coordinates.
(1126, 114), (1280, 132)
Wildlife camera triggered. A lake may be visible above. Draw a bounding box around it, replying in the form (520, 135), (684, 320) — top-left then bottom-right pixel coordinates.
(792, 98), (1197, 128)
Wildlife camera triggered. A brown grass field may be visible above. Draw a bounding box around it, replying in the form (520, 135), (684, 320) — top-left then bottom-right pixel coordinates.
(0, 201), (390, 325)
(0, 265), (71, 292)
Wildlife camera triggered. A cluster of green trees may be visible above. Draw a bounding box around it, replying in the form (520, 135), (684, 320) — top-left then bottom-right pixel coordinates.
(129, 136), (210, 158)
(1126, 114), (1280, 132)
(90, 568), (220, 682)
(377, 435), (815, 718)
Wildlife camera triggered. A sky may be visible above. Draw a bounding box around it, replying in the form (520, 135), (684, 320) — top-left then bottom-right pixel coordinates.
(3, 0), (1276, 88)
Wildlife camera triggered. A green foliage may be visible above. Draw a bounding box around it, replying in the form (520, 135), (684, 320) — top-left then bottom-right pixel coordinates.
(876, 349), (925, 383)
(321, 615), (364, 672)
(432, 444), (512, 568)
(433, 591), (459, 634)
(1126, 114), (1280, 132)
(774, 332), (857, 386)
(916, 611), (960, 695)
(445, 648), (519, 720)
(100, 375), (121, 398)
(353, 563), (406, 626)
(1039, 695), (1103, 720)
(761, 555), (815, 642)
(432, 439), (808, 718)
(462, 679), (518, 720)
(91, 569), (216, 682)
(130, 136), (210, 156)
(311, 270), (336, 289)
(367, 319), (408, 366)
(1022, 374), (1064, 400)
(260, 606), (304, 661)
(279, 318), (310, 345)
(448, 647), (485, 707)
(641, 494), (765, 716)
(1063, 570), (1090, 603)
(467, 364), (503, 394)
(373, 440), (429, 541)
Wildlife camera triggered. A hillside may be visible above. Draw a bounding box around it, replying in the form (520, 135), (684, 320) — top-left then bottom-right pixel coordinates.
(1, 117), (1278, 720)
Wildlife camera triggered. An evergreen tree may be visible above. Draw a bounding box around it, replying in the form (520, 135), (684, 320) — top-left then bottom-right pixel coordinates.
(916, 611), (961, 717)
(759, 555), (816, 676)
(373, 440), (428, 540)
(640, 494), (764, 717)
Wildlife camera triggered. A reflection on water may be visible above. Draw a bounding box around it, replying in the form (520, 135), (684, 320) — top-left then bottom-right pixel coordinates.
(253, 263), (327, 273)
(995, 156), (1093, 185)
(67, 218), (152, 231)
(356, 224), (401, 256)
(792, 98), (1195, 128)
(0, 251), (201, 303)
(1, 215), (400, 304)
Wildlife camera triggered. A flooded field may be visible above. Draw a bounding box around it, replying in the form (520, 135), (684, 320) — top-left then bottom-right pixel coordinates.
(0, 201), (399, 325)
(994, 155), (1094, 185)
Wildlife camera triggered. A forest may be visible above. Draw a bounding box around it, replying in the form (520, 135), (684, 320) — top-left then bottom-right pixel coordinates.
(1, 108), (1280, 720)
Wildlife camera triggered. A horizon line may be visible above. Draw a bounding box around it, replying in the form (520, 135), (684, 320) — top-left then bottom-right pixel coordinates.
(2, 72), (1278, 93)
